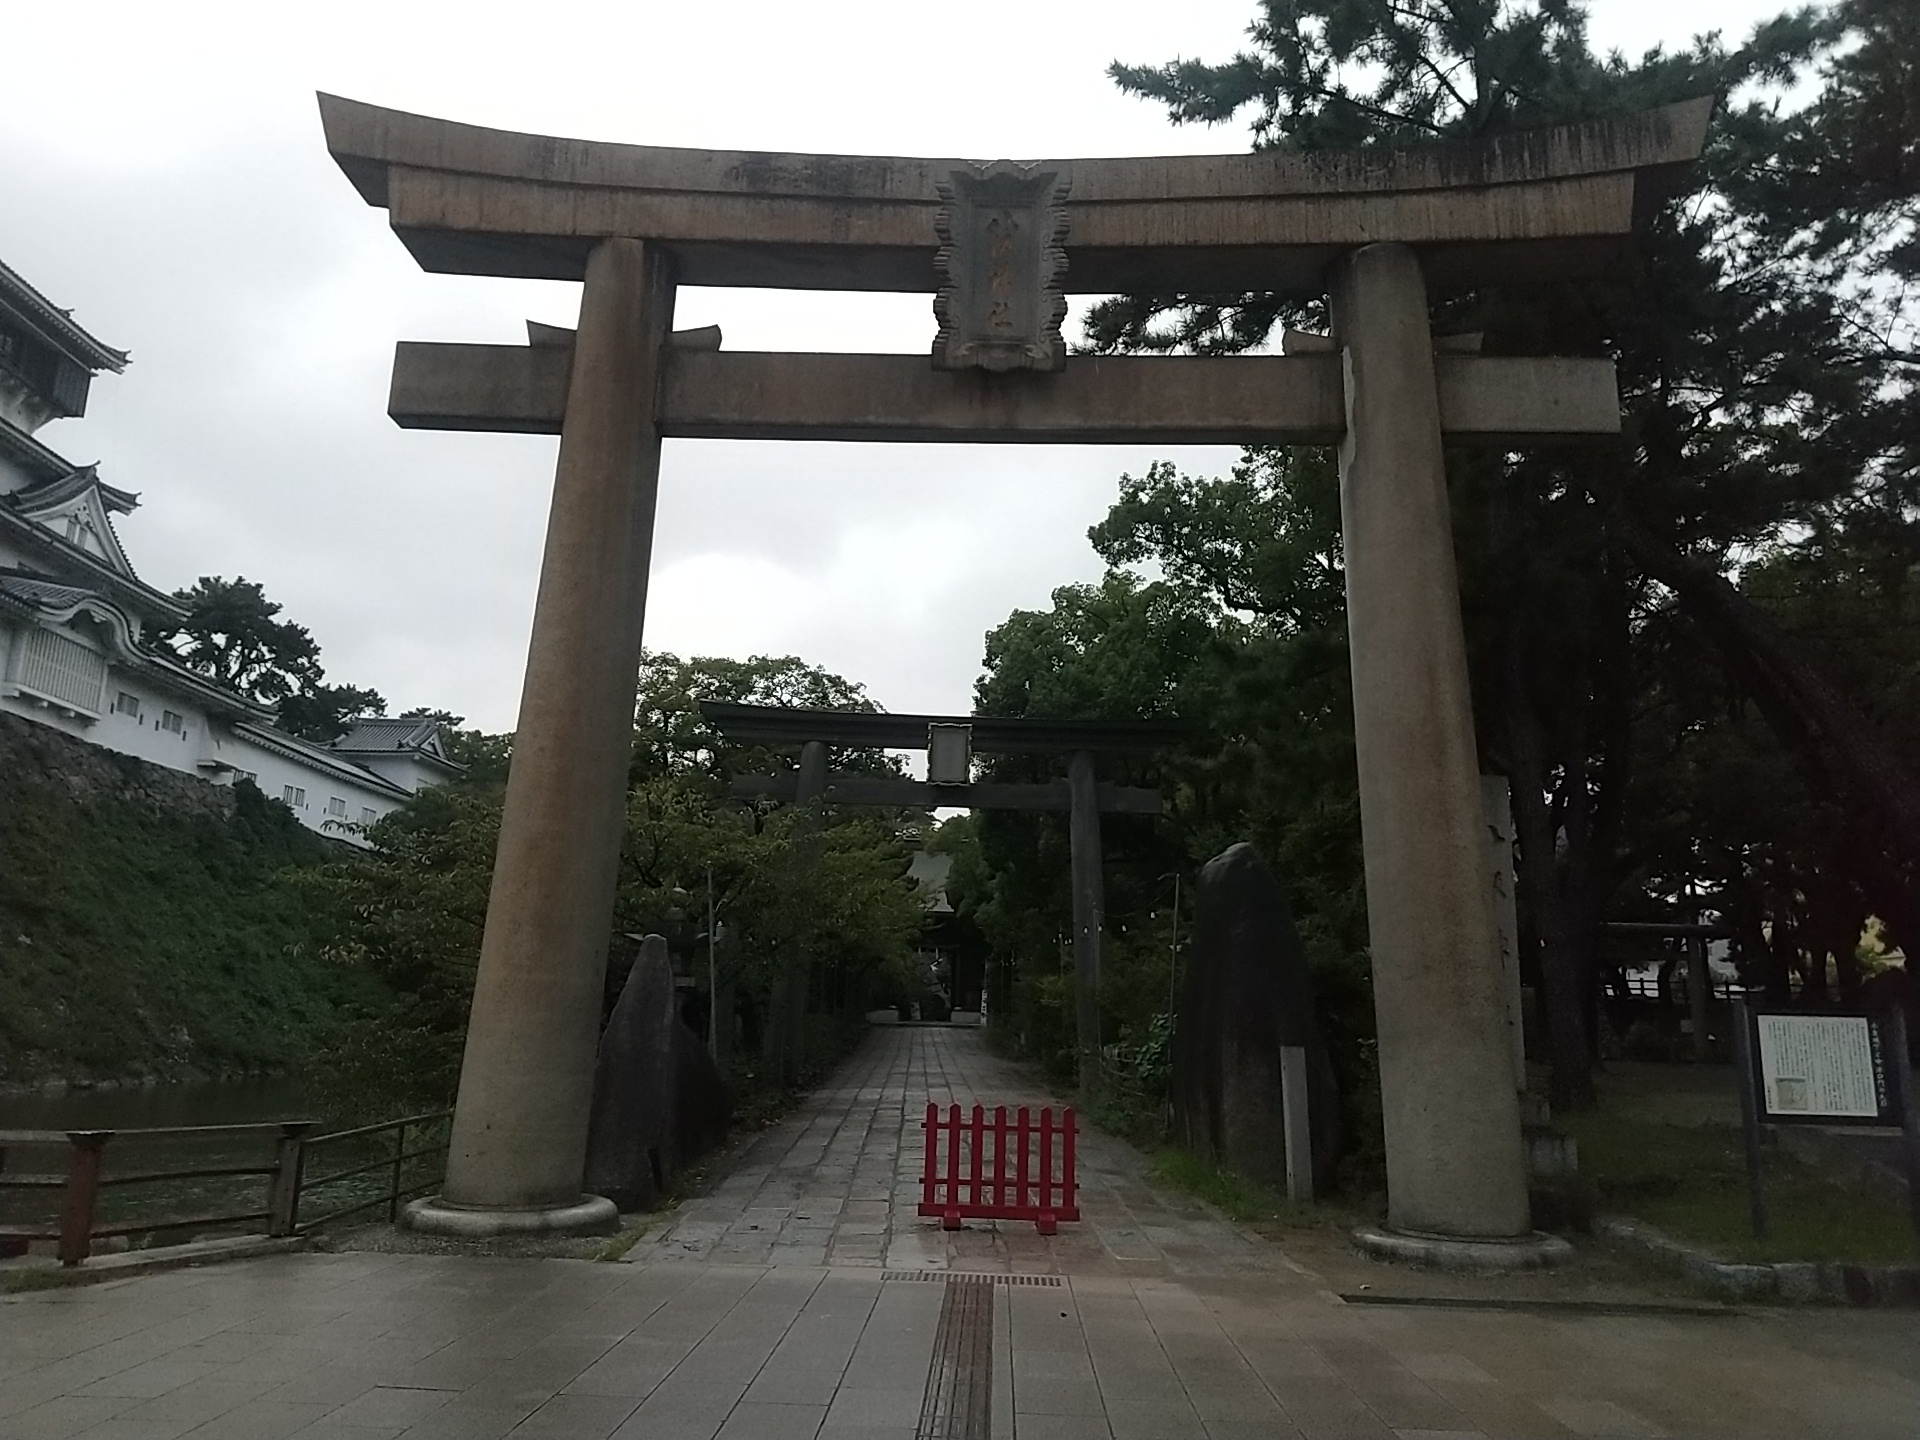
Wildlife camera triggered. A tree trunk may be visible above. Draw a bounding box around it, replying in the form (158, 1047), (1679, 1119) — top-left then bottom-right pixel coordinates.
(1504, 648), (1596, 1109)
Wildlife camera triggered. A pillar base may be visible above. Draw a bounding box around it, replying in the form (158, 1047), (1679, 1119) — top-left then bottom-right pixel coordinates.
(401, 1194), (619, 1239)
(1353, 1223), (1572, 1271)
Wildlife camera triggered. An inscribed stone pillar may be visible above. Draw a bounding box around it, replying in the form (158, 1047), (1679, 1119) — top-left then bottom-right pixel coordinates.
(1331, 243), (1530, 1240)
(432, 238), (673, 1225)
(1067, 750), (1104, 1088)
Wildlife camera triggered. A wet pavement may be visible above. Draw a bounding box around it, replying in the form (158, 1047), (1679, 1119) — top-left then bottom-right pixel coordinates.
(634, 1023), (1282, 1279)
(4, 1025), (1918, 1439)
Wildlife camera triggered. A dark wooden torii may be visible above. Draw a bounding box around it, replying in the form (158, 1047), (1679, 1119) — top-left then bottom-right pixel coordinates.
(701, 701), (1187, 1076)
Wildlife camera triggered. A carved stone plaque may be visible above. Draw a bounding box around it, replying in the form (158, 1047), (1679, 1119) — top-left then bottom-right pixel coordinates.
(932, 162), (1070, 373)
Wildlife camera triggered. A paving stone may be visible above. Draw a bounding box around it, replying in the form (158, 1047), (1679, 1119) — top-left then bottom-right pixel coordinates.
(323, 1386), (457, 1427)
(822, 1387), (924, 1428)
(1536, 1396), (1667, 1438)
(713, 1400), (829, 1439)
(4, 1395), (141, 1440)
(507, 1391), (642, 1438)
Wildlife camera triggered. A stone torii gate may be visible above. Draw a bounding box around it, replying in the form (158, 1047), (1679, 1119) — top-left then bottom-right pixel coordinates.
(317, 93), (1710, 1258)
(699, 700), (1187, 1081)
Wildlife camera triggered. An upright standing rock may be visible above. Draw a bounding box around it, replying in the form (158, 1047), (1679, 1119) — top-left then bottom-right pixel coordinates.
(1171, 843), (1341, 1193)
(584, 935), (731, 1210)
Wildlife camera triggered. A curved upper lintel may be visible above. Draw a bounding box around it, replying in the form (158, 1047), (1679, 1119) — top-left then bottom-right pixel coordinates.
(317, 93), (1715, 295)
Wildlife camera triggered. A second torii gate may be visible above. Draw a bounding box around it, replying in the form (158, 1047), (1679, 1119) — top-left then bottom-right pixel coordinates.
(700, 700), (1186, 1082)
(316, 92), (1711, 1260)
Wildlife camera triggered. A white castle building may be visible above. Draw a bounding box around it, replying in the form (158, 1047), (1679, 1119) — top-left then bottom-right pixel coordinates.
(0, 259), (457, 844)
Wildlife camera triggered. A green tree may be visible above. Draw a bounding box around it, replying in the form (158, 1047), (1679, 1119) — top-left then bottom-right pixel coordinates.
(159, 576), (393, 744)
(160, 576), (323, 702)
(302, 653), (928, 1100)
(966, 451), (1374, 1136)
(631, 650), (898, 783)
(278, 684), (389, 745)
(1083, 0), (1920, 1108)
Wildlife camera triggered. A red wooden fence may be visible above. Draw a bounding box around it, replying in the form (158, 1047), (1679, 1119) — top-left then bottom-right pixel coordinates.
(918, 1102), (1079, 1235)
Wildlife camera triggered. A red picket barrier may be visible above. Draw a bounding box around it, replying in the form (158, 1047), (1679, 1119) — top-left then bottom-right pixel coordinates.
(918, 1102), (1079, 1235)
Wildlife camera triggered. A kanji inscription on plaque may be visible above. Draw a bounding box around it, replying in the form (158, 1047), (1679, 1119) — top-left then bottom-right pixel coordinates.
(932, 162), (1070, 373)
(1754, 1012), (1887, 1119)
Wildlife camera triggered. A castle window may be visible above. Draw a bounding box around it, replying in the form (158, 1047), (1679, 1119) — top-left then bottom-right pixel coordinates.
(15, 627), (107, 713)
(282, 785), (306, 808)
(114, 692), (141, 718)
(161, 710), (185, 735)
(327, 796), (347, 818)
(360, 807), (377, 825)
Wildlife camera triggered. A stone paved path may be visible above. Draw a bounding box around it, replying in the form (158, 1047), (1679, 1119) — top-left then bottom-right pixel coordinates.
(638, 1023), (1281, 1278)
(4, 1025), (1918, 1440)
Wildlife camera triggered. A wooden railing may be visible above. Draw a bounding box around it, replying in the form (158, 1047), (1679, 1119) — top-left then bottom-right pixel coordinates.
(0, 1109), (452, 1267)
(0, 1121), (314, 1266)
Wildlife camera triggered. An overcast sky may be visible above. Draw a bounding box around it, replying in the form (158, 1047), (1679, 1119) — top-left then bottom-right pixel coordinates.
(3, 0), (1793, 733)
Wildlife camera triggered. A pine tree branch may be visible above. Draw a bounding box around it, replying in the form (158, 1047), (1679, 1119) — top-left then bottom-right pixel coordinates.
(1301, 84), (1447, 135)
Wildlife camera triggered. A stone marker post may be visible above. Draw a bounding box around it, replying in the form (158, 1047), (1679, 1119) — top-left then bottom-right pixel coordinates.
(1482, 774), (1527, 1090)
(1332, 243), (1534, 1251)
(1067, 749), (1104, 1090)
(1688, 932), (1712, 1062)
(410, 237), (674, 1236)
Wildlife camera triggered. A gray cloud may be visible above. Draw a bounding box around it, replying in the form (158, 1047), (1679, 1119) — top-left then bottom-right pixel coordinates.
(2, 0), (1783, 729)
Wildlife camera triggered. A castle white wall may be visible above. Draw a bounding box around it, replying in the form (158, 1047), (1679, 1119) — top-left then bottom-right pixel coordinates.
(0, 617), (416, 850)
(219, 731), (411, 848)
(0, 617), (210, 768)
(344, 750), (450, 794)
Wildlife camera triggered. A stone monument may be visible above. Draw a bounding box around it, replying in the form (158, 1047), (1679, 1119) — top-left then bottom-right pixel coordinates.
(1171, 843), (1341, 1194)
(583, 934), (730, 1211)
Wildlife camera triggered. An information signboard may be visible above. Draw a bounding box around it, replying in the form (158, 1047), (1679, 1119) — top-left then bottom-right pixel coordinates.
(1732, 1001), (1920, 1245)
(1750, 1010), (1899, 1126)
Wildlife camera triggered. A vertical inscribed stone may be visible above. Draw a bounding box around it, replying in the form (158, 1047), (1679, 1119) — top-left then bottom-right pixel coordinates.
(584, 935), (730, 1209)
(1170, 843), (1342, 1194)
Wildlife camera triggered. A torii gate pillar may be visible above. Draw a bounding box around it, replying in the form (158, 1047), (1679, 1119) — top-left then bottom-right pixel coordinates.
(1333, 244), (1539, 1252)
(407, 238), (673, 1236)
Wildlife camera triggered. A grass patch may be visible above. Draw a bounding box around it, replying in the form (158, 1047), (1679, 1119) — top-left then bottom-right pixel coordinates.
(1150, 1148), (1354, 1229)
(1088, 1087), (1164, 1152)
(1562, 1105), (1916, 1265)
(0, 747), (394, 1087)
(0, 1266), (89, 1294)
(723, 1014), (870, 1132)
(594, 1219), (664, 1262)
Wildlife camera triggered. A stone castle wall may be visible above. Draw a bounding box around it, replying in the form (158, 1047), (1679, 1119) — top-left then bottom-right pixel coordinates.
(0, 707), (237, 819)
